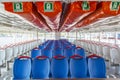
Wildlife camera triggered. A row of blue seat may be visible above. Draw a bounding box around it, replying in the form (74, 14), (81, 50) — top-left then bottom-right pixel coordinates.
(31, 46), (85, 59)
(13, 54), (106, 79)
(39, 40), (75, 50)
(31, 40), (85, 59)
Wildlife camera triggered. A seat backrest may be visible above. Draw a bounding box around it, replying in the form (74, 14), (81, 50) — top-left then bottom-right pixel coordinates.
(31, 48), (41, 58)
(0, 49), (5, 66)
(64, 47), (74, 58)
(51, 55), (68, 78)
(13, 45), (19, 57)
(13, 56), (31, 79)
(96, 44), (103, 56)
(5, 46), (13, 61)
(41, 48), (52, 59)
(32, 56), (50, 79)
(39, 45), (44, 49)
(52, 48), (63, 56)
(70, 55), (87, 78)
(18, 44), (23, 55)
(75, 47), (85, 58)
(110, 47), (120, 64)
(88, 55), (106, 78)
(103, 45), (110, 60)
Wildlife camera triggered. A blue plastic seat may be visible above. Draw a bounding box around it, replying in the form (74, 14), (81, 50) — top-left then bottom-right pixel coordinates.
(75, 47), (85, 58)
(70, 55), (87, 78)
(51, 55), (68, 78)
(52, 47), (63, 56)
(71, 44), (76, 49)
(88, 54), (106, 78)
(64, 47), (74, 59)
(39, 45), (44, 49)
(32, 56), (50, 79)
(41, 48), (52, 59)
(31, 48), (41, 58)
(13, 56), (31, 79)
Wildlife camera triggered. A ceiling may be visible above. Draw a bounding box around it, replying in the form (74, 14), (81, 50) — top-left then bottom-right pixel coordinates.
(1, 1), (120, 33)
(0, 3), (47, 33)
(72, 15), (120, 33)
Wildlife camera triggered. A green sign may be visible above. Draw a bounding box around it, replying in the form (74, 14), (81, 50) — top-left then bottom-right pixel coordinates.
(44, 2), (53, 12)
(13, 2), (23, 12)
(110, 2), (120, 11)
(82, 1), (90, 10)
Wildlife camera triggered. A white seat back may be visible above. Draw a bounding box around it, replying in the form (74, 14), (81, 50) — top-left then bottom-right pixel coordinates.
(88, 42), (91, 52)
(13, 45), (18, 57)
(110, 47), (120, 64)
(96, 44), (103, 56)
(0, 49), (5, 65)
(18, 44), (23, 55)
(91, 43), (96, 53)
(5, 47), (13, 61)
(103, 45), (111, 60)
(89, 42), (93, 52)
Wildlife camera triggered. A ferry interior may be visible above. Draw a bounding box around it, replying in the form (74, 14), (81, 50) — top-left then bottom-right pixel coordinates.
(1, 0), (120, 80)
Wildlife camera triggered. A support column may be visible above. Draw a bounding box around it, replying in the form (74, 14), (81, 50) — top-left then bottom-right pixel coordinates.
(44, 33), (46, 41)
(84, 33), (85, 40)
(36, 30), (39, 46)
(67, 32), (69, 41)
(79, 31), (81, 40)
(106, 32), (109, 43)
(75, 30), (78, 45)
(76, 30), (78, 41)
(50, 32), (53, 39)
(99, 32), (101, 42)
(115, 31), (117, 45)
(87, 33), (89, 40)
(90, 32), (91, 41)
(55, 32), (60, 40)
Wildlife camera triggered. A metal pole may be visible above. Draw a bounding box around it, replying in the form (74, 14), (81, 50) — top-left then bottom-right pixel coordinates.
(76, 30), (78, 41)
(79, 31), (81, 40)
(44, 33), (46, 41)
(67, 32), (69, 41)
(90, 32), (91, 41)
(84, 33), (85, 40)
(76, 30), (78, 45)
(87, 33), (89, 40)
(36, 30), (38, 46)
(59, 32), (61, 40)
(106, 32), (108, 43)
(99, 32), (101, 42)
(78, 32), (80, 40)
(55, 32), (60, 40)
(115, 30), (117, 45)
(50, 32), (52, 40)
